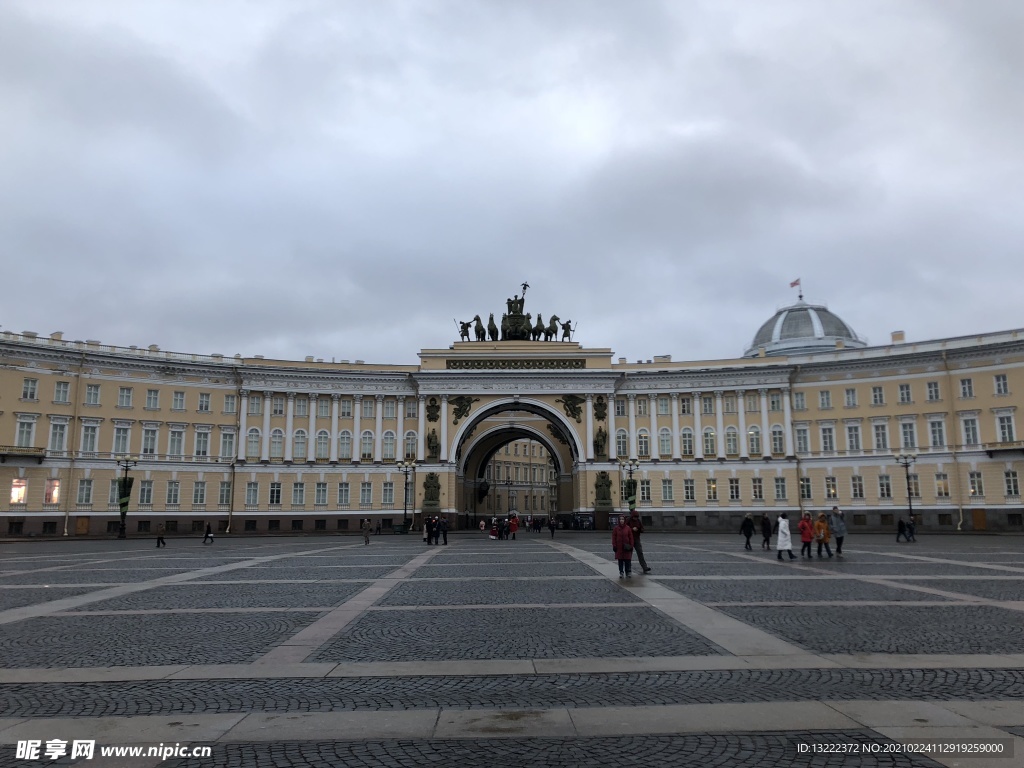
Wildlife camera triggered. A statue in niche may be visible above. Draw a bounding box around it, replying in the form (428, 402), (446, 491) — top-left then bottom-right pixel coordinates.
(450, 395), (479, 425)
(556, 394), (585, 423)
(593, 426), (607, 458)
(426, 429), (440, 460)
(595, 471), (612, 501)
(423, 472), (441, 502)
(426, 397), (440, 422)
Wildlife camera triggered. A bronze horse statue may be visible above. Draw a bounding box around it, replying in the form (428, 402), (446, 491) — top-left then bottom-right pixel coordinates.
(473, 315), (486, 341)
(487, 313), (499, 341)
(544, 315), (560, 342)
(532, 314), (544, 341)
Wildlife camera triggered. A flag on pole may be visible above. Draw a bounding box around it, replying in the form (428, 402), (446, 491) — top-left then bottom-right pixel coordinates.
(790, 278), (801, 288)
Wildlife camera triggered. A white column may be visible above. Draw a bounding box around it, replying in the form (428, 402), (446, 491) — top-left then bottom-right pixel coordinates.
(670, 393), (681, 460)
(397, 396), (406, 461)
(627, 394), (638, 460)
(353, 395), (362, 462)
(417, 395), (426, 461)
(715, 390), (725, 459)
(329, 395), (339, 462)
(440, 394), (449, 461)
(737, 390), (749, 459)
(308, 395), (318, 462)
(649, 395), (659, 460)
(261, 391), (272, 461)
(783, 387), (794, 456)
(760, 389), (771, 458)
(284, 393), (295, 462)
(585, 394), (594, 461)
(238, 390), (249, 461)
(374, 394), (384, 462)
(608, 397), (617, 460)
(693, 391), (704, 460)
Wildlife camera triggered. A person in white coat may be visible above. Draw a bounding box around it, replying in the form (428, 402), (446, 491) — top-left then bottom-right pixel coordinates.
(774, 513), (796, 561)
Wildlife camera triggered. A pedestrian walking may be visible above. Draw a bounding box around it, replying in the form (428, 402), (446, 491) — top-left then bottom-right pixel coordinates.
(739, 513), (755, 551)
(361, 518), (371, 545)
(375, 520), (382, 535)
(548, 517), (556, 538)
(829, 506), (847, 556)
(906, 513), (917, 542)
(897, 517), (909, 543)
(760, 513), (772, 550)
(798, 511), (814, 558)
(439, 517), (449, 545)
(627, 504), (652, 573)
(814, 512), (834, 558)
(156, 523), (166, 548)
(433, 517), (442, 545)
(775, 513), (796, 561)
(425, 517), (436, 545)
(202, 523), (214, 545)
(612, 515), (635, 578)
(509, 516), (518, 541)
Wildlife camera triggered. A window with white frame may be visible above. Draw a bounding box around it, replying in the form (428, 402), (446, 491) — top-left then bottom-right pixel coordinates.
(172, 391), (185, 410)
(774, 477), (787, 500)
(898, 383), (912, 403)
(118, 387), (133, 407)
(77, 478), (93, 505)
(799, 477), (812, 500)
(846, 424), (861, 451)
(871, 386), (884, 405)
(728, 478), (740, 501)
(995, 374), (1009, 396)
(636, 398), (648, 416)
(248, 395), (262, 415)
(113, 426), (130, 454)
(703, 428), (716, 456)
(360, 482), (372, 505)
(873, 423), (889, 450)
(659, 428), (672, 456)
(702, 396), (714, 415)
(1005, 470), (1019, 497)
(878, 475), (892, 499)
(338, 482), (350, 506)
(935, 473), (950, 498)
(851, 475), (864, 499)
(245, 482), (259, 506)
(705, 478), (718, 501)
(110, 480), (121, 505)
(272, 397), (284, 416)
(683, 479), (695, 501)
(792, 392), (806, 410)
(819, 390), (832, 409)
(338, 431), (352, 459)
(145, 389), (159, 409)
(223, 394), (236, 414)
(680, 396), (692, 415)
(404, 399), (417, 419)
(270, 429), (284, 458)
(657, 397), (670, 415)
(637, 430), (650, 457)
(929, 420), (945, 448)
(960, 378), (974, 398)
(166, 480), (180, 505)
(81, 424), (98, 453)
(269, 482), (281, 505)
(769, 393), (782, 411)
(139, 480), (153, 505)
(795, 427), (809, 454)
(820, 426), (835, 452)
(662, 479), (673, 501)
(725, 427), (738, 455)
(382, 481), (394, 505)
(293, 430), (307, 460)
(246, 429), (260, 458)
(748, 426), (761, 455)
(723, 395), (736, 413)
(681, 428), (693, 456)
(616, 429), (628, 456)
(383, 431), (396, 460)
(405, 431), (417, 460)
(48, 421), (67, 452)
(900, 422), (917, 449)
(962, 418), (979, 446)
(315, 482), (327, 505)
(292, 483), (305, 506)
(198, 393), (211, 412)
(969, 471), (984, 496)
(294, 397), (308, 417)
(383, 399), (396, 419)
(771, 426), (785, 454)
(54, 381), (70, 403)
(219, 481), (232, 505)
(751, 477), (763, 500)
(86, 384), (101, 405)
(908, 474), (920, 497)
(613, 398), (626, 417)
(340, 399), (353, 418)
(194, 431), (209, 457)
(825, 476), (837, 499)
(998, 415), (1015, 443)
(317, 430), (330, 459)
(361, 398), (374, 419)
(639, 479), (652, 502)
(360, 431), (374, 460)
(844, 388), (857, 407)
(317, 398), (329, 418)
(926, 381), (940, 401)
(193, 481), (207, 505)
(22, 378), (38, 400)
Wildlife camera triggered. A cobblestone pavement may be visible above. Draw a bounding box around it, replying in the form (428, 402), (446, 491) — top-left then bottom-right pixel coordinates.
(1, 532), (1022, 767)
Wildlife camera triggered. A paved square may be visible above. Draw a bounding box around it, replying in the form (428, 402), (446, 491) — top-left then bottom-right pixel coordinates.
(1, 531), (1022, 767)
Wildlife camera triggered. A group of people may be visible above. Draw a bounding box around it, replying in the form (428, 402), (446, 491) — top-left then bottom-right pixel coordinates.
(897, 514), (918, 542)
(753, 506), (848, 561)
(423, 516), (449, 545)
(611, 504), (653, 578)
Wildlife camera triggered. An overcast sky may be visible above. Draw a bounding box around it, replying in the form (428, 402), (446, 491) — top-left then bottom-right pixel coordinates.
(2, 1), (1021, 365)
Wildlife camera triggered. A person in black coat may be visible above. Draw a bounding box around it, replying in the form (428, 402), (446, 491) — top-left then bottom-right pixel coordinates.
(740, 513), (755, 550)
(760, 514), (772, 550)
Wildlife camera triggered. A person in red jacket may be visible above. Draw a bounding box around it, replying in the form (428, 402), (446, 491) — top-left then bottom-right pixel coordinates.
(612, 515), (635, 578)
(509, 515), (519, 540)
(797, 512), (814, 558)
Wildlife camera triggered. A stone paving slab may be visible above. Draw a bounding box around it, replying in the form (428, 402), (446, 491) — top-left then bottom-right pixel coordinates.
(377, 578), (643, 606)
(897, 579), (1024, 601)
(0, 570), (196, 585)
(194, 566), (397, 581)
(64, 582), (372, 611)
(0, 587), (99, 611)
(657, 578), (957, 603)
(409, 562), (599, 578)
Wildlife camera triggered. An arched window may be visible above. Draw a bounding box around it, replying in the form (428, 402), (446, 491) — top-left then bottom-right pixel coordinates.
(659, 428), (672, 456)
(270, 429), (284, 459)
(246, 428), (260, 459)
(316, 430), (330, 459)
(771, 425), (785, 454)
(293, 429), (307, 460)
(725, 427), (738, 455)
(383, 430), (396, 460)
(748, 426), (761, 455)
(681, 428), (694, 456)
(615, 429), (628, 457)
(637, 429), (650, 458)
(338, 431), (352, 460)
(703, 427), (716, 456)
(404, 430), (417, 460)
(360, 430), (374, 460)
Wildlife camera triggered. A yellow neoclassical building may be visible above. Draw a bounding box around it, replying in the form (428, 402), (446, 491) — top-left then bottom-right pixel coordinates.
(2, 292), (1022, 537)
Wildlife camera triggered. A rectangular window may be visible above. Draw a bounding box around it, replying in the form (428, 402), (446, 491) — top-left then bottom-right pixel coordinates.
(723, 395), (736, 414)
(86, 384), (101, 405)
(926, 381), (940, 401)
(382, 481), (395, 505)
(728, 478), (740, 501)
(224, 394), (237, 414)
(193, 481), (206, 505)
(315, 482), (328, 505)
(661, 479), (673, 501)
(929, 421), (945, 448)
(269, 482), (282, 505)
(360, 482), (372, 505)
(81, 425), (98, 453)
(774, 477), (787, 500)
(245, 482), (259, 506)
(819, 390), (832, 409)
(405, 399), (417, 419)
(636, 398), (648, 417)
(338, 482), (351, 506)
(219, 481), (232, 505)
(820, 427), (835, 452)
(998, 415), (1015, 443)
(873, 424), (889, 451)
(844, 388), (857, 407)
(615, 398), (626, 417)
(702, 396), (714, 415)
(825, 476), (837, 499)
(145, 389), (159, 409)
(22, 378), (38, 400)
(871, 386), (884, 405)
(168, 429), (184, 458)
(340, 399), (353, 418)
(54, 381), (70, 403)
(751, 477), (763, 500)
(272, 396), (285, 416)
(677, 396), (691, 415)
(995, 374), (1009, 396)
(657, 397), (670, 415)
(48, 422), (67, 452)
(77, 479), (93, 504)
(118, 387), (133, 407)
(166, 481), (180, 505)
(878, 475), (892, 499)
(317, 398), (329, 418)
(172, 391), (185, 410)
(796, 427), (809, 454)
(792, 392), (805, 410)
(846, 424), (861, 451)
(248, 395), (262, 415)
(851, 475), (864, 499)
(908, 473), (920, 498)
(935, 473), (949, 498)
(960, 378), (974, 398)
(292, 482), (305, 506)
(1005, 470), (1019, 497)
(683, 479), (695, 502)
(799, 476), (812, 500)
(198, 393), (211, 412)
(705, 478), (718, 501)
(969, 471), (984, 497)
(639, 479), (652, 502)
(139, 480), (153, 505)
(962, 418), (979, 446)
(194, 432), (209, 457)
(220, 431), (235, 458)
(294, 397), (308, 417)
(361, 399), (374, 418)
(11, 478), (27, 504)
(382, 399), (397, 419)
(769, 393), (782, 411)
(898, 383), (912, 403)
(900, 422), (917, 449)
(45, 478), (60, 504)
(113, 426), (130, 454)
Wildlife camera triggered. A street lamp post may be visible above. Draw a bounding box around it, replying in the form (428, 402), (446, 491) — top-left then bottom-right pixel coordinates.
(895, 451), (917, 523)
(618, 458), (639, 511)
(504, 476), (515, 515)
(397, 460), (414, 532)
(115, 454), (139, 540)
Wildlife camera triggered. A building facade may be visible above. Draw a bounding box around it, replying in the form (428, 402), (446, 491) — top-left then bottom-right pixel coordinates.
(2, 297), (1022, 536)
